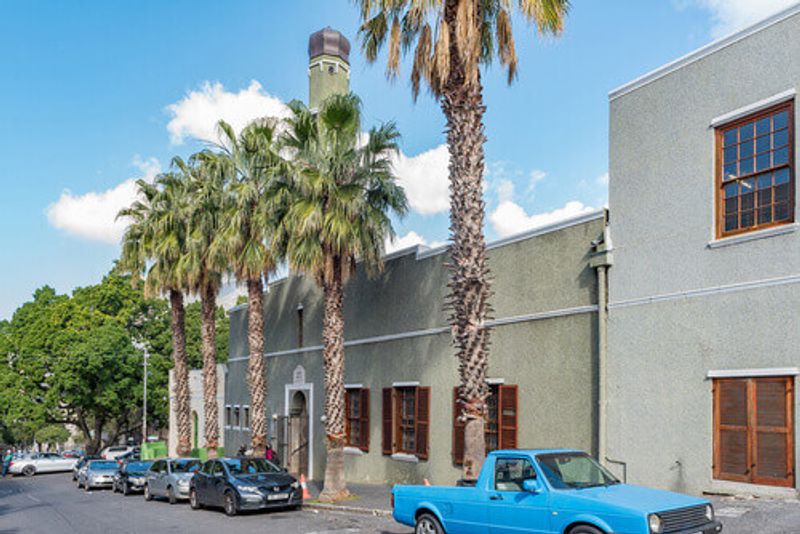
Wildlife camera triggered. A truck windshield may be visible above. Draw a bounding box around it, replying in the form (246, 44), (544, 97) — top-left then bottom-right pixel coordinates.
(537, 452), (619, 489)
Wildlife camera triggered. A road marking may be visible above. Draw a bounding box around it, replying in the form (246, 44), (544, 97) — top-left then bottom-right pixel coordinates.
(27, 494), (41, 503)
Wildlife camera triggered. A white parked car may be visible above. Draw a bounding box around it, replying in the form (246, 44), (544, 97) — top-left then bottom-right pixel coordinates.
(9, 453), (78, 477)
(100, 445), (134, 460)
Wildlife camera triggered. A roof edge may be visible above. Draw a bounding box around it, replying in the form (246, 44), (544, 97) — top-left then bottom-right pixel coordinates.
(609, 2), (800, 101)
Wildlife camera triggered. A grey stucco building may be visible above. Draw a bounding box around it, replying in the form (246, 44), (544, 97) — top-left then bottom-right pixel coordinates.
(607, 4), (799, 497)
(225, 211), (609, 484)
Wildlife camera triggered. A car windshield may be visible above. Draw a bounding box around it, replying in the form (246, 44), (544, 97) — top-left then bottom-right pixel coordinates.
(171, 459), (201, 473)
(223, 458), (282, 475)
(127, 461), (152, 471)
(537, 452), (619, 489)
(90, 461), (119, 470)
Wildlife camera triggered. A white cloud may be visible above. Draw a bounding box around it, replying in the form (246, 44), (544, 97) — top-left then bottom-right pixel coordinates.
(596, 172), (609, 186)
(528, 169), (547, 193)
(489, 200), (595, 238)
(392, 144), (450, 215)
(684, 0), (797, 38)
(46, 156), (161, 244)
(166, 80), (290, 145)
(496, 179), (515, 203)
(385, 231), (446, 254)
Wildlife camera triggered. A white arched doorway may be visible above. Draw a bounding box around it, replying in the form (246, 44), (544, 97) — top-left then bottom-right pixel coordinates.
(284, 381), (314, 479)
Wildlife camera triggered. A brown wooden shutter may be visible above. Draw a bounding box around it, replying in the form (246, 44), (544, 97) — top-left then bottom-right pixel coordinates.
(344, 390), (352, 447)
(715, 379), (751, 482)
(752, 378), (794, 486)
(360, 388), (370, 452)
(452, 387), (465, 465)
(382, 388), (393, 455)
(416, 387), (430, 460)
(499, 385), (518, 450)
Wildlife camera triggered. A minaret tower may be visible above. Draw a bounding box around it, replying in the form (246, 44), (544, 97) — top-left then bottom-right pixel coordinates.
(308, 27), (351, 110)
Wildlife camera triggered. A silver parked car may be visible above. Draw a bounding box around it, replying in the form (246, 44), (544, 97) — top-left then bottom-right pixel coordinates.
(76, 460), (119, 491)
(144, 458), (201, 504)
(9, 453), (78, 477)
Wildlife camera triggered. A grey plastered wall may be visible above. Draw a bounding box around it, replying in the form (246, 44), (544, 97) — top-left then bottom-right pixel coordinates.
(226, 214), (604, 484)
(608, 10), (800, 494)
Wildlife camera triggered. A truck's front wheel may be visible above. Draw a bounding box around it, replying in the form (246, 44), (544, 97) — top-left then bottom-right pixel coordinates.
(568, 525), (605, 534)
(415, 513), (444, 534)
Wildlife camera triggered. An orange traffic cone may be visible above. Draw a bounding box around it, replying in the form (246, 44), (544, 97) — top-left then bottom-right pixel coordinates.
(300, 473), (311, 500)
(423, 478), (431, 486)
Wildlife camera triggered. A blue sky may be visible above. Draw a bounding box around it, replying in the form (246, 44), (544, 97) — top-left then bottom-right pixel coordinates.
(1, 0), (796, 319)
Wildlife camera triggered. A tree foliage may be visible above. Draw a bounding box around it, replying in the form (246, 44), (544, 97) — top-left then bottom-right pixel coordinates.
(0, 270), (228, 453)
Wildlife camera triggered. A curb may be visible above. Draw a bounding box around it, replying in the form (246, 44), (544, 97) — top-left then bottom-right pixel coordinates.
(303, 502), (392, 518)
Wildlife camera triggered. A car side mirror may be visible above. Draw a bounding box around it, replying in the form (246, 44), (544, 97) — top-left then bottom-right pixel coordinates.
(522, 478), (543, 494)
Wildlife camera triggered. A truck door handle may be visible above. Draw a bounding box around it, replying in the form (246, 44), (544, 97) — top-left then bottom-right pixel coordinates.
(490, 494), (503, 501)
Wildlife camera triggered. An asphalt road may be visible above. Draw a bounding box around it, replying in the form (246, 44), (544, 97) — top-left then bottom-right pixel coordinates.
(0, 473), (410, 534)
(4, 472), (800, 533)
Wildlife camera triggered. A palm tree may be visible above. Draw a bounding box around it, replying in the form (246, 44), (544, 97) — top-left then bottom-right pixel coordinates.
(175, 153), (229, 459)
(278, 93), (407, 501)
(213, 118), (284, 457)
(356, 0), (570, 480)
(118, 173), (193, 457)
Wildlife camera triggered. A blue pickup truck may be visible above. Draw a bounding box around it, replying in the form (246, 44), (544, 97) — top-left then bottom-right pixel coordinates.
(392, 449), (723, 534)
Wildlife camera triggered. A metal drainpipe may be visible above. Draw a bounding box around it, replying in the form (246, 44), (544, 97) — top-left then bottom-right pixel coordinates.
(590, 215), (613, 467)
(597, 263), (608, 465)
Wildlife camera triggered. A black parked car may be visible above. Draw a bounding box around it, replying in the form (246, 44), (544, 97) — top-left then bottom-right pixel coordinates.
(189, 457), (301, 516)
(113, 459), (153, 495)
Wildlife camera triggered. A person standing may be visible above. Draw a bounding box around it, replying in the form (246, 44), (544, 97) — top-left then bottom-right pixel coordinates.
(1, 449), (12, 478)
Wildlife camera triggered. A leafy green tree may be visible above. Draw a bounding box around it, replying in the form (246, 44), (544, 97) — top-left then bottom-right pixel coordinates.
(278, 93), (407, 501)
(0, 272), (228, 454)
(356, 0), (570, 479)
(34, 424), (70, 449)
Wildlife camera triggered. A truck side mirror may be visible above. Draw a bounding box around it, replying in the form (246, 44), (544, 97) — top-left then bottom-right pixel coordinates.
(522, 478), (543, 494)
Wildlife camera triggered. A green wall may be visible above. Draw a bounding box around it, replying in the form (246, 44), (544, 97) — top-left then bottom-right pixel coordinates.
(225, 214), (604, 484)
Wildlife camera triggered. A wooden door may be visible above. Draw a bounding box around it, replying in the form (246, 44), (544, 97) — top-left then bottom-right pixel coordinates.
(713, 377), (794, 487)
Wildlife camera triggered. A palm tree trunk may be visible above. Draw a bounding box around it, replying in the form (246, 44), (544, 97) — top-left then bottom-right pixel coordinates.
(442, 1), (491, 481)
(319, 255), (348, 502)
(200, 282), (220, 458)
(246, 277), (268, 458)
(169, 289), (192, 457)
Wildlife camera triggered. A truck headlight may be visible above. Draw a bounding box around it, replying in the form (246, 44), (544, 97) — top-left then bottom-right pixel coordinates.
(705, 504), (714, 521)
(648, 513), (663, 533)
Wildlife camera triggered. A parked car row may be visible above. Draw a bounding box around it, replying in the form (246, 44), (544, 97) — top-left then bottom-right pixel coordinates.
(73, 455), (303, 517)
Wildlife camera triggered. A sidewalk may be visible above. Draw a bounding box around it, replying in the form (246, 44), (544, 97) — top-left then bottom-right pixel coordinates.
(304, 480), (393, 516)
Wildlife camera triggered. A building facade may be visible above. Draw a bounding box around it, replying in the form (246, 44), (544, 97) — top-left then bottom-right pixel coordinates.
(225, 212), (608, 483)
(607, 5), (800, 496)
(168, 365), (226, 457)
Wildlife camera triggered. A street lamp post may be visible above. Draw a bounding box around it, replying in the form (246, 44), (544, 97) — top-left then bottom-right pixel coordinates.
(143, 347), (148, 445)
(133, 340), (149, 445)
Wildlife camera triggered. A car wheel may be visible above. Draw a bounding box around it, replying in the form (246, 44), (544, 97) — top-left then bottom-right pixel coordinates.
(189, 489), (202, 510)
(168, 486), (177, 505)
(22, 465), (35, 477)
(123, 482), (130, 496)
(415, 513), (443, 534)
(568, 526), (605, 534)
(224, 491), (238, 517)
(144, 484), (153, 501)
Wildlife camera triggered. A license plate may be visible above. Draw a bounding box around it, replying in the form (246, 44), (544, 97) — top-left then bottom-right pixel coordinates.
(267, 493), (289, 501)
